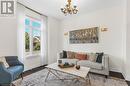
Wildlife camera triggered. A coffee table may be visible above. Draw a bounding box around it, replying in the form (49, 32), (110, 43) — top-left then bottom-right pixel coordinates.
(45, 63), (91, 86)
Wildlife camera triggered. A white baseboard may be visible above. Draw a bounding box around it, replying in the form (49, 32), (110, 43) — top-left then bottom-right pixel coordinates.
(109, 68), (122, 73)
(121, 72), (130, 81)
(125, 76), (130, 81)
(122, 72), (126, 79)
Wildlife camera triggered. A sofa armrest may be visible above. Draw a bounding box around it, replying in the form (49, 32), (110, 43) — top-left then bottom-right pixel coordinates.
(0, 62), (13, 84)
(102, 54), (109, 71)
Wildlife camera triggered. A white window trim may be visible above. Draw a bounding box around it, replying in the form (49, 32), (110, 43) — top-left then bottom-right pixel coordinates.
(25, 16), (42, 57)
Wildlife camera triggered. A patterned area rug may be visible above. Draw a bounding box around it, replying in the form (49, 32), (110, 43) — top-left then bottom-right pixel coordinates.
(13, 69), (128, 86)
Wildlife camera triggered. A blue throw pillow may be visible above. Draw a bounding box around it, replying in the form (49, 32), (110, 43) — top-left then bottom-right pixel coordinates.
(96, 52), (104, 63)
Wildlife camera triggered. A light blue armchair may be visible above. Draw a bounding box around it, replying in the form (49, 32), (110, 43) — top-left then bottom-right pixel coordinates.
(0, 56), (24, 86)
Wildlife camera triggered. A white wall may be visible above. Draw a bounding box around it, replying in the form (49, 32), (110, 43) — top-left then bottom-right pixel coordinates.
(122, 0), (127, 80)
(48, 17), (60, 64)
(0, 17), (17, 56)
(125, 0), (130, 81)
(60, 3), (126, 72)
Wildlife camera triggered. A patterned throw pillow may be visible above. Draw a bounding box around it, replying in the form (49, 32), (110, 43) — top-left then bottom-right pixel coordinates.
(67, 51), (75, 59)
(88, 53), (97, 62)
(96, 52), (104, 63)
(0, 56), (9, 68)
(75, 53), (88, 60)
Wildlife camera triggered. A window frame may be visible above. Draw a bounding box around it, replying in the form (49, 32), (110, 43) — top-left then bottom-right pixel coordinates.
(25, 16), (42, 56)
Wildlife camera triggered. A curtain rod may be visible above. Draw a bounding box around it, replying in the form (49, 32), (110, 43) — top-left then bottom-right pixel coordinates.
(17, 2), (47, 17)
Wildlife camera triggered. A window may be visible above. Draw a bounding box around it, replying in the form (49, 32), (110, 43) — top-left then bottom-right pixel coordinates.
(25, 16), (41, 55)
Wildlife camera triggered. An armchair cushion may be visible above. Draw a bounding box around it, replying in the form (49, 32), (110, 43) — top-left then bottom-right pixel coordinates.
(0, 56), (9, 68)
(7, 65), (24, 80)
(0, 56), (24, 85)
(0, 62), (13, 84)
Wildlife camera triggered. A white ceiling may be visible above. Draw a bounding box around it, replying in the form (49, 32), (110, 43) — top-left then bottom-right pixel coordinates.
(18, 0), (123, 20)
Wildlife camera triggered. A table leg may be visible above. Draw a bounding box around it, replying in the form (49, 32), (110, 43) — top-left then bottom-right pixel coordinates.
(45, 68), (63, 82)
(49, 69), (62, 80)
(45, 70), (50, 82)
(55, 70), (61, 76)
(87, 73), (91, 86)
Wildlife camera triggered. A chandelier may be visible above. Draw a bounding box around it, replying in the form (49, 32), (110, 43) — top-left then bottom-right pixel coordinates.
(61, 0), (78, 15)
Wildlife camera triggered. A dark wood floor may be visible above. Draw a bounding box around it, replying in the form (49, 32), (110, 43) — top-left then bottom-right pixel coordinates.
(109, 71), (125, 79)
(22, 65), (46, 77)
(21, 65), (130, 86)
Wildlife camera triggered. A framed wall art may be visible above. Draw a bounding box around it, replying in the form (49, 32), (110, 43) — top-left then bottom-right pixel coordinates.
(69, 27), (99, 44)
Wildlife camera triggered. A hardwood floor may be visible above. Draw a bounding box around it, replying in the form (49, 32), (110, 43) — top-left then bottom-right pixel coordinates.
(109, 71), (125, 79)
(22, 65), (46, 77)
(126, 81), (130, 86)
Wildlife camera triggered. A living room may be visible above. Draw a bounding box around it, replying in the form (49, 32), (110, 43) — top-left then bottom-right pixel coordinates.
(0, 0), (130, 86)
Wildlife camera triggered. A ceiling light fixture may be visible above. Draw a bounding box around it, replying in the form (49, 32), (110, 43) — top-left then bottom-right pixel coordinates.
(61, 0), (78, 15)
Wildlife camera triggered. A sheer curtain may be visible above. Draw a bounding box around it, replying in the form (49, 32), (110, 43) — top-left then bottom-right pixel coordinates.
(17, 3), (47, 71)
(41, 16), (48, 65)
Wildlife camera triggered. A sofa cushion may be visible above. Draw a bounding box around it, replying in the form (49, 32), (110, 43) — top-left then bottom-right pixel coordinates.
(7, 66), (23, 80)
(75, 53), (88, 60)
(77, 60), (103, 70)
(67, 51), (75, 59)
(88, 53), (97, 62)
(0, 56), (9, 68)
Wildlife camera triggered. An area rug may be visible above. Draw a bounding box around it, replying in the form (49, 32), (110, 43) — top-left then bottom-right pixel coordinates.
(13, 69), (128, 86)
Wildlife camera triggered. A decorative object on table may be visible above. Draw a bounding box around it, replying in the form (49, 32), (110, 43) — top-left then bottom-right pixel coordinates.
(75, 60), (80, 70)
(61, 0), (78, 15)
(69, 27), (99, 44)
(58, 62), (75, 68)
(75, 65), (80, 70)
(58, 59), (62, 64)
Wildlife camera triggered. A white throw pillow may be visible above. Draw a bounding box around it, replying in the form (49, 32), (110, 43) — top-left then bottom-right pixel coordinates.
(88, 53), (97, 62)
(0, 56), (9, 68)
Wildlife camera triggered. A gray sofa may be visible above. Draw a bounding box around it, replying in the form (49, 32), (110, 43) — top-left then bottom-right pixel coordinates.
(58, 53), (109, 77)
